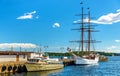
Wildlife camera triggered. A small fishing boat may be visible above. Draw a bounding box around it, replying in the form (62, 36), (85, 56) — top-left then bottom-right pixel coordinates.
(25, 53), (64, 72)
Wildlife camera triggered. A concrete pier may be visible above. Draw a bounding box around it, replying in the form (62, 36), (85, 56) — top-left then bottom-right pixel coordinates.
(0, 61), (27, 74)
(62, 59), (75, 66)
(0, 51), (32, 74)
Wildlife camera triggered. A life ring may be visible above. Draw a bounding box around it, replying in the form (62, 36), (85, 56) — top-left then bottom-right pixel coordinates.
(8, 66), (12, 71)
(1, 66), (6, 72)
(13, 65), (17, 71)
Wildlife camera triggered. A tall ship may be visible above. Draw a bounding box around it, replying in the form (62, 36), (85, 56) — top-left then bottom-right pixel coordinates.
(68, 2), (99, 65)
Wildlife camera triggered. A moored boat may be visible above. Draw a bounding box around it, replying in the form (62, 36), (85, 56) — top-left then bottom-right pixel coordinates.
(25, 53), (64, 72)
(67, 48), (99, 65)
(68, 2), (99, 65)
(74, 55), (99, 65)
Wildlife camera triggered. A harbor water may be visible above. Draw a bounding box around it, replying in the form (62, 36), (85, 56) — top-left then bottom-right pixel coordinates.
(1, 56), (120, 76)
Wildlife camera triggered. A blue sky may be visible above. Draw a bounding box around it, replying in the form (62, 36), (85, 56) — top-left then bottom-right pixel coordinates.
(0, 0), (120, 53)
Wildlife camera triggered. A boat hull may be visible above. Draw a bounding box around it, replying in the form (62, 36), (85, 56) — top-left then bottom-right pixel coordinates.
(74, 57), (99, 65)
(25, 63), (64, 72)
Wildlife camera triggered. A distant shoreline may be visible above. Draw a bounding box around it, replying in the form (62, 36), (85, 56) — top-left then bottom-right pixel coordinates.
(46, 51), (120, 56)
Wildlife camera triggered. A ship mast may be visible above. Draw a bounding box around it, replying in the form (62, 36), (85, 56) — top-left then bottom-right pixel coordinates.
(88, 8), (90, 54)
(87, 8), (100, 54)
(70, 2), (100, 55)
(80, 6), (84, 53)
(70, 2), (86, 55)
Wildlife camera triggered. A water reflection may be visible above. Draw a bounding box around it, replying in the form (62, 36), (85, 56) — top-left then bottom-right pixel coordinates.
(0, 73), (24, 76)
(0, 69), (63, 76)
(67, 64), (99, 76)
(26, 69), (63, 76)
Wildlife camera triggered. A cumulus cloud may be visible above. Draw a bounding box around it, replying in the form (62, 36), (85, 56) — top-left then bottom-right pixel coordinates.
(115, 40), (120, 43)
(91, 10), (120, 24)
(35, 15), (39, 19)
(117, 9), (120, 12)
(73, 18), (89, 23)
(105, 45), (120, 53)
(74, 9), (120, 24)
(52, 23), (60, 28)
(16, 11), (38, 19)
(0, 43), (38, 49)
(107, 46), (117, 50)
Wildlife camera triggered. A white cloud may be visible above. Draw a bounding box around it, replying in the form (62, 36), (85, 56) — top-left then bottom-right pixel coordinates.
(35, 15), (39, 19)
(102, 49), (120, 53)
(99, 45), (120, 53)
(74, 9), (120, 24)
(52, 23), (60, 28)
(117, 9), (120, 12)
(107, 46), (117, 50)
(91, 10), (120, 24)
(73, 18), (89, 24)
(0, 43), (38, 49)
(115, 40), (120, 43)
(17, 11), (37, 19)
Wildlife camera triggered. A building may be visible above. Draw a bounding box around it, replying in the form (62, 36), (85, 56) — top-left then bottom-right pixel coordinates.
(0, 51), (33, 62)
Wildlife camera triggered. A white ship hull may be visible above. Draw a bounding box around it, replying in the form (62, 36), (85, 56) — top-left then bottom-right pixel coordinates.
(74, 56), (99, 65)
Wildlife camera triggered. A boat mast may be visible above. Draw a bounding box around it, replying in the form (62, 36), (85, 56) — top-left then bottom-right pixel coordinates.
(69, 2), (100, 56)
(87, 8), (100, 54)
(80, 6), (84, 53)
(70, 2), (86, 55)
(88, 8), (90, 54)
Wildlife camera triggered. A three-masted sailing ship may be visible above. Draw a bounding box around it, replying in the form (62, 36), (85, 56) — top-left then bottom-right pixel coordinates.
(67, 3), (99, 65)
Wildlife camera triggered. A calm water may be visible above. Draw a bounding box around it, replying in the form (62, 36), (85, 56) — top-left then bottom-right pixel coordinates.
(1, 56), (120, 76)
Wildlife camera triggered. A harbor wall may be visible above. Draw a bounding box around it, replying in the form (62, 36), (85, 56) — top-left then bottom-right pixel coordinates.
(0, 55), (28, 62)
(0, 61), (26, 74)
